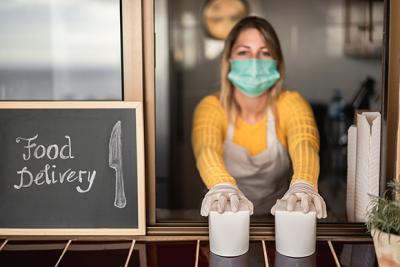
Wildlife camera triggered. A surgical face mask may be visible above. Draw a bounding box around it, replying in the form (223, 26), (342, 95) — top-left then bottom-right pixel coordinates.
(227, 59), (280, 97)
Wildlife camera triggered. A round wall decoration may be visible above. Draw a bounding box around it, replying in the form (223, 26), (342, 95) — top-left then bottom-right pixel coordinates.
(202, 0), (249, 40)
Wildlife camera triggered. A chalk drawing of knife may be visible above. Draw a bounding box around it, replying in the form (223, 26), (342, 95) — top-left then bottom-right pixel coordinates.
(109, 120), (126, 208)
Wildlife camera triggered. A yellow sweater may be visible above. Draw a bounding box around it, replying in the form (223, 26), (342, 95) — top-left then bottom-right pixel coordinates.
(192, 91), (320, 189)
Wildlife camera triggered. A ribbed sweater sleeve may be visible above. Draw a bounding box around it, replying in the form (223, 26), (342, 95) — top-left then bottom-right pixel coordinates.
(191, 96), (237, 189)
(192, 91), (320, 190)
(278, 91), (320, 188)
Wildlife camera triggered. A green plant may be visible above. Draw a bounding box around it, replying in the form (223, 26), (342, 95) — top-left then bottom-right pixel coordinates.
(366, 181), (400, 236)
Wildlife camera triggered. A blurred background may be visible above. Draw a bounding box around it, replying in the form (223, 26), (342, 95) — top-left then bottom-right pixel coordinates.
(154, 0), (384, 222)
(0, 0), (384, 222)
(0, 0), (122, 100)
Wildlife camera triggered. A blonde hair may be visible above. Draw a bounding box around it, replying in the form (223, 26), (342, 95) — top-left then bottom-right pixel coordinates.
(219, 16), (285, 121)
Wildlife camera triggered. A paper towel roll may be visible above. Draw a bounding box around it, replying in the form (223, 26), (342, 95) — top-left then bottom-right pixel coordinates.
(367, 113), (381, 198)
(355, 112), (381, 222)
(347, 125), (357, 222)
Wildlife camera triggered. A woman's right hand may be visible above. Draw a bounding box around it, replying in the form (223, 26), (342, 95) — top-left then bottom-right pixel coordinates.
(200, 183), (254, 216)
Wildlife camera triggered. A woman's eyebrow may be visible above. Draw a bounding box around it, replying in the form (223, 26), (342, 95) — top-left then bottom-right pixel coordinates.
(233, 45), (251, 49)
(233, 45), (269, 50)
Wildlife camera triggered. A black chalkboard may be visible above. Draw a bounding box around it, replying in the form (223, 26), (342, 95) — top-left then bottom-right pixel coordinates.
(0, 102), (145, 235)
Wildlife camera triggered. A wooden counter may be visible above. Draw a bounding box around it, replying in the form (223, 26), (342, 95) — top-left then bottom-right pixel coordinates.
(0, 238), (377, 267)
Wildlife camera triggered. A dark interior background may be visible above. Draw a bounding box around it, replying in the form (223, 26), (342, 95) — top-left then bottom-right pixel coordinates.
(155, 0), (384, 221)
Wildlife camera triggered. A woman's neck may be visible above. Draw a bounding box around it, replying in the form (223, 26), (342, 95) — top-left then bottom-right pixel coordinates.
(234, 89), (268, 124)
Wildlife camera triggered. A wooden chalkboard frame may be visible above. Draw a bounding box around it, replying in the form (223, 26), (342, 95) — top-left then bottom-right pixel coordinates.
(0, 101), (145, 236)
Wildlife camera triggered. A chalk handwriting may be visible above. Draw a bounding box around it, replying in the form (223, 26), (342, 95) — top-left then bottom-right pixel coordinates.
(16, 134), (74, 161)
(14, 134), (96, 194)
(14, 165), (96, 193)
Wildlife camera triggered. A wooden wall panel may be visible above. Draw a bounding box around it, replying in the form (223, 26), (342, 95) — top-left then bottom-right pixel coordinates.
(386, 0), (400, 186)
(122, 0), (143, 101)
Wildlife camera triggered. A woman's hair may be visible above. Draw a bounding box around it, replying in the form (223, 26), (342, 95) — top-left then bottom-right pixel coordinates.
(219, 16), (285, 121)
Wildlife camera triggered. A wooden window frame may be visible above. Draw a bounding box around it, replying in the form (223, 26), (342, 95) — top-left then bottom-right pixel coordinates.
(132, 0), (400, 241)
(0, 0), (145, 240)
(0, 0), (396, 243)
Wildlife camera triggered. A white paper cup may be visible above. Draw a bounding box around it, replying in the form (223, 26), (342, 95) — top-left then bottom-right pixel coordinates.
(275, 200), (316, 257)
(209, 203), (250, 257)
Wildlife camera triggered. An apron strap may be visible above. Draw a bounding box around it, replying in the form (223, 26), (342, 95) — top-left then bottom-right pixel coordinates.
(267, 109), (278, 144)
(226, 123), (235, 142)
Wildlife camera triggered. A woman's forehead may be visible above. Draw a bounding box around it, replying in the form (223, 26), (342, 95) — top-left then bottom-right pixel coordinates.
(233, 28), (269, 48)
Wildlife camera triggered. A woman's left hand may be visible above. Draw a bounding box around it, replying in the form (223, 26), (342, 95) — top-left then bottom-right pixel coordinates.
(270, 181), (327, 219)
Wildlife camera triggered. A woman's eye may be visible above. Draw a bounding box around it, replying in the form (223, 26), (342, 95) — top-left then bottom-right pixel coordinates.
(237, 51), (249, 56)
(261, 51), (271, 57)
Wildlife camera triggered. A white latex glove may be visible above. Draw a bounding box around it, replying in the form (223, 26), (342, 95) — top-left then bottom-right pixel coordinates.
(270, 181), (327, 219)
(201, 183), (254, 216)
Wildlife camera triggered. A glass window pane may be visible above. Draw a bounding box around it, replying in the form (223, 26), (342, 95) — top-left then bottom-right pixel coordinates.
(128, 241), (198, 267)
(265, 241), (338, 267)
(0, 240), (66, 267)
(59, 241), (131, 267)
(0, 0), (122, 100)
(198, 241), (266, 267)
(332, 242), (378, 267)
(155, 0), (384, 222)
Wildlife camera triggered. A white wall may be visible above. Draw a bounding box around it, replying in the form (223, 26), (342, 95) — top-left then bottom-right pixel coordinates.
(253, 0), (382, 103)
(155, 0), (170, 178)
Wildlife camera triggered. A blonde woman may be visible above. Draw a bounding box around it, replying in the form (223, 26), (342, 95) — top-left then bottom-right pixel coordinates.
(192, 16), (327, 218)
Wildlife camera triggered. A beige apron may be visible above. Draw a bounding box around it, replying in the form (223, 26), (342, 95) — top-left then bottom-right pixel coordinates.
(224, 110), (292, 215)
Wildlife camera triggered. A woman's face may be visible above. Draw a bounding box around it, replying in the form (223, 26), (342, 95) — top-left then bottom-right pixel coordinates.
(230, 28), (273, 60)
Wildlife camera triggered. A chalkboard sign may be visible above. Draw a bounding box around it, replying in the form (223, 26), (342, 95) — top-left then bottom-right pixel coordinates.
(0, 102), (145, 235)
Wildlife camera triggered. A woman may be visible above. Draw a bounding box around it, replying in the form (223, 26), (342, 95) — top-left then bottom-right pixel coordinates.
(192, 16), (327, 218)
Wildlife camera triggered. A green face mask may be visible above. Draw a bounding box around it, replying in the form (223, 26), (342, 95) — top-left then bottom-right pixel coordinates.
(228, 59), (280, 97)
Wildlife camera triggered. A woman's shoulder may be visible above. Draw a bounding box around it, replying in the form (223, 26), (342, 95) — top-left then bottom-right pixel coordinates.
(196, 94), (223, 111)
(276, 89), (314, 120)
(278, 89), (307, 103)
(277, 89), (311, 108)
(194, 93), (226, 119)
